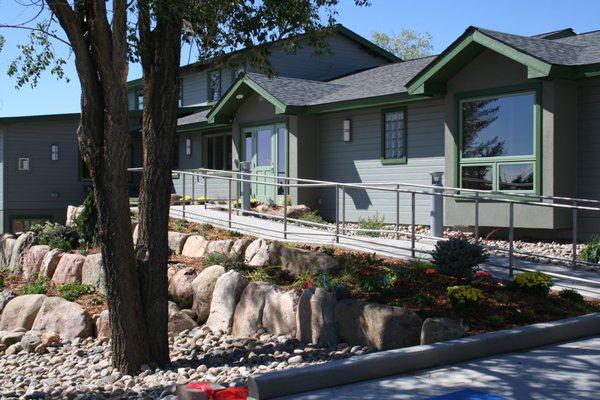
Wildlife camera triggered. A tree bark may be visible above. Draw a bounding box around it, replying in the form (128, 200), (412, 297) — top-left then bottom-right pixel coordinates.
(136, 1), (183, 366)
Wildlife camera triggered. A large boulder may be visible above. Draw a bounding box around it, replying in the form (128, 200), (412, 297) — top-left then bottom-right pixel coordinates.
(206, 240), (234, 256)
(181, 235), (209, 258)
(8, 232), (36, 274)
(420, 317), (466, 345)
(65, 205), (82, 226)
(244, 239), (279, 267)
(230, 239), (252, 259)
(191, 265), (226, 324)
(231, 282), (274, 338)
(0, 294), (46, 331)
(279, 246), (338, 278)
(132, 224), (140, 245)
(168, 311), (197, 335)
(296, 288), (338, 346)
(31, 297), (93, 340)
(0, 234), (16, 268)
(205, 270), (247, 334)
(51, 253), (86, 286)
(263, 286), (300, 336)
(168, 266), (197, 308)
(82, 253), (106, 295)
(168, 231), (190, 255)
(22, 245), (51, 282)
(39, 249), (63, 279)
(285, 205), (311, 219)
(335, 300), (422, 350)
(95, 310), (111, 343)
(0, 290), (16, 315)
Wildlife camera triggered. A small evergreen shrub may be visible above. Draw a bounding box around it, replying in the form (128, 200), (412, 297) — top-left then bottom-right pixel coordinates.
(58, 282), (95, 302)
(320, 245), (335, 257)
(447, 285), (485, 308)
(492, 290), (510, 304)
(31, 221), (78, 251)
(559, 288), (584, 303)
(233, 197), (260, 208)
(195, 196), (212, 205)
(202, 252), (245, 271)
(20, 275), (50, 295)
(432, 237), (488, 280)
(357, 213), (385, 237)
(297, 211), (325, 225)
(578, 236), (600, 263)
(73, 191), (99, 247)
(411, 293), (434, 307)
(487, 314), (505, 327)
(513, 271), (552, 296)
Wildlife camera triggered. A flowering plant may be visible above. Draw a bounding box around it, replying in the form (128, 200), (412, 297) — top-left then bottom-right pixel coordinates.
(447, 285), (485, 308)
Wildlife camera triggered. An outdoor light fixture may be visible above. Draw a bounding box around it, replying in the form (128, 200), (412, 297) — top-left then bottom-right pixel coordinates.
(51, 144), (59, 161)
(343, 119), (352, 142)
(185, 138), (192, 156)
(235, 94), (244, 100)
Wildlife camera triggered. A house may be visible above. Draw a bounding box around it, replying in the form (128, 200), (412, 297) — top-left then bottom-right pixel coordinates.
(1, 25), (600, 237)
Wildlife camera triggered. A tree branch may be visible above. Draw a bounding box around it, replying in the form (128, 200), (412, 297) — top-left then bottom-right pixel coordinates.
(0, 24), (71, 47)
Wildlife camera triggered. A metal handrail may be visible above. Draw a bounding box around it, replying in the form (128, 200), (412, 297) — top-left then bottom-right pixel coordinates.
(129, 167), (600, 285)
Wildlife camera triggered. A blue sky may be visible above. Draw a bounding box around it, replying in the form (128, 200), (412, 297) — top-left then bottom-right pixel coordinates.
(1, 0), (599, 117)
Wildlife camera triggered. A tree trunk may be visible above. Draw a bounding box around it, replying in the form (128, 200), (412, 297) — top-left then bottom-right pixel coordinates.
(136, 8), (183, 366)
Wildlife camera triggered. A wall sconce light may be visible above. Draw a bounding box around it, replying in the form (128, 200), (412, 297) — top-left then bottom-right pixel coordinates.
(185, 138), (192, 156)
(343, 119), (352, 142)
(51, 144), (59, 161)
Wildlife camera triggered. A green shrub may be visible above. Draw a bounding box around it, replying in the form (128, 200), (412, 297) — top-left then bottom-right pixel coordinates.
(578, 236), (600, 263)
(298, 211), (325, 225)
(174, 219), (189, 231)
(320, 245), (335, 256)
(357, 213), (385, 237)
(486, 314), (505, 327)
(432, 238), (488, 280)
(202, 252), (245, 271)
(73, 191), (99, 247)
(514, 310), (535, 324)
(58, 282), (95, 302)
(196, 196), (212, 205)
(233, 197), (260, 208)
(559, 288), (584, 303)
(513, 271), (552, 296)
(542, 303), (563, 317)
(411, 293), (434, 307)
(31, 221), (78, 252)
(292, 270), (317, 289)
(447, 285), (485, 308)
(20, 275), (50, 295)
(492, 291), (510, 305)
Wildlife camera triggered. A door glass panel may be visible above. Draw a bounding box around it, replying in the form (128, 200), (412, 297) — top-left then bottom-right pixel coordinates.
(462, 165), (493, 190)
(277, 127), (286, 175)
(225, 135), (232, 170)
(499, 163), (534, 191)
(244, 132), (252, 162)
(256, 129), (272, 166)
(206, 137), (214, 169)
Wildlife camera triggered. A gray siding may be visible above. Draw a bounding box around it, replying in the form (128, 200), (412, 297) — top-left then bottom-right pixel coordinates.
(315, 100), (445, 224)
(2, 119), (87, 231)
(577, 78), (600, 234)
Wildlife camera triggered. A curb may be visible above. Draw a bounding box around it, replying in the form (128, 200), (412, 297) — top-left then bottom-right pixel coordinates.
(247, 312), (600, 400)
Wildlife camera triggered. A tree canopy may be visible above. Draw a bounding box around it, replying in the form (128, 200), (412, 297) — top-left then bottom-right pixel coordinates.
(371, 29), (433, 60)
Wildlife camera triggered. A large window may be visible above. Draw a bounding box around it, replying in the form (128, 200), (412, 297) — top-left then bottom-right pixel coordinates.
(381, 108), (407, 164)
(204, 134), (232, 170)
(135, 89), (144, 110)
(208, 69), (221, 102)
(459, 88), (539, 193)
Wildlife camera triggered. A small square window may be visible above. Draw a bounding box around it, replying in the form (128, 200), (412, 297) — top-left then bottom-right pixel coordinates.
(18, 158), (30, 171)
(51, 144), (59, 161)
(185, 138), (192, 156)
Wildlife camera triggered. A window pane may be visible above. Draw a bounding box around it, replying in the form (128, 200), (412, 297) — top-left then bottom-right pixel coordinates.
(499, 163), (534, 191)
(256, 129), (272, 166)
(462, 165), (493, 190)
(225, 135), (232, 170)
(206, 137), (215, 169)
(462, 92), (535, 158)
(244, 132), (252, 162)
(277, 127), (286, 174)
(384, 111), (404, 159)
(215, 135), (224, 169)
(209, 70), (221, 101)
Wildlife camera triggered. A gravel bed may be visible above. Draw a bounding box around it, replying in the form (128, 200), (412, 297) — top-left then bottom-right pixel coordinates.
(0, 326), (368, 399)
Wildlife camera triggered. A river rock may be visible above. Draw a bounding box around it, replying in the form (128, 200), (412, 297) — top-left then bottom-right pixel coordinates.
(31, 297), (93, 340)
(95, 310), (112, 343)
(245, 239), (279, 267)
(420, 317), (466, 345)
(168, 231), (190, 255)
(231, 282), (274, 338)
(285, 205), (311, 219)
(0, 294), (46, 331)
(263, 286), (300, 336)
(65, 205), (82, 226)
(81, 253), (106, 295)
(296, 288), (338, 346)
(9, 232), (36, 274)
(51, 253), (86, 286)
(1, 235), (16, 268)
(168, 311), (197, 335)
(230, 239), (252, 259)
(23, 246), (51, 282)
(0, 290), (16, 315)
(335, 300), (422, 350)
(191, 265), (226, 324)
(39, 249), (63, 279)
(206, 240), (234, 256)
(205, 270), (247, 334)
(168, 266), (197, 308)
(181, 235), (209, 258)
(279, 246), (339, 278)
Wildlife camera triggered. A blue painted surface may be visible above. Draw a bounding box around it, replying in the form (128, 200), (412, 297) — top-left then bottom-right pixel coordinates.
(427, 388), (506, 400)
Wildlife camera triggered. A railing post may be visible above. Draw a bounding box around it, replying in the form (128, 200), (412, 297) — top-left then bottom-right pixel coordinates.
(228, 179), (232, 229)
(395, 185), (400, 240)
(474, 191), (480, 240)
(283, 184), (288, 240)
(182, 173), (186, 220)
(342, 186), (346, 236)
(335, 185), (340, 243)
(411, 192), (416, 258)
(572, 200), (578, 268)
(204, 175), (208, 210)
(509, 201), (514, 277)
(192, 171), (195, 206)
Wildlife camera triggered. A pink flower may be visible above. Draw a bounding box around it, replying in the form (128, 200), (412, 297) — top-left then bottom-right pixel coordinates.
(424, 268), (437, 276)
(304, 279), (314, 289)
(474, 271), (492, 280)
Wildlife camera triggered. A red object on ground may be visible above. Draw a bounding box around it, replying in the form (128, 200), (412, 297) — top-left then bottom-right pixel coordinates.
(177, 382), (248, 400)
(214, 387), (249, 400)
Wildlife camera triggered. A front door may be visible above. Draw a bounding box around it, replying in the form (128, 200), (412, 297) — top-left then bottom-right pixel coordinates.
(242, 123), (286, 204)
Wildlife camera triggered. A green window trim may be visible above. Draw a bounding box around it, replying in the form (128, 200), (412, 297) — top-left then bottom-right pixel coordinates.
(455, 83), (542, 195)
(207, 68), (222, 103)
(380, 106), (408, 165)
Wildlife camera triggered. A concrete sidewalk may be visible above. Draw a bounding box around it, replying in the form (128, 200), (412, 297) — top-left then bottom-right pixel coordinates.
(172, 205), (600, 299)
(273, 336), (600, 400)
